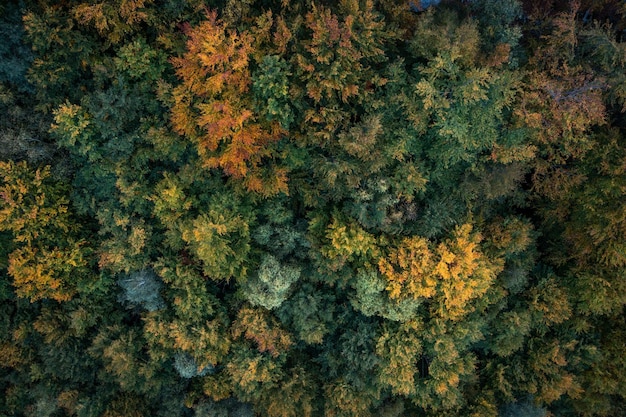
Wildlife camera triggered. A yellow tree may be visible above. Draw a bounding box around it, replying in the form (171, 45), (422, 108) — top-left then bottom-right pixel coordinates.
(378, 224), (502, 321)
(0, 161), (88, 302)
(433, 224), (503, 321)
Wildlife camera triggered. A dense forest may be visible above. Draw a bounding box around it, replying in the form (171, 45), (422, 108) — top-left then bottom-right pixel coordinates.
(1, 0), (626, 416)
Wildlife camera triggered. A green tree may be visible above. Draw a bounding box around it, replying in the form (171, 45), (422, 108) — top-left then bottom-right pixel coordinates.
(117, 269), (165, 312)
(180, 193), (253, 282)
(4, 1), (626, 416)
(241, 254), (301, 310)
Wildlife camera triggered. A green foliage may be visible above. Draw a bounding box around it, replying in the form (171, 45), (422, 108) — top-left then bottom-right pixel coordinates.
(144, 257), (231, 369)
(174, 352), (215, 378)
(490, 310), (532, 357)
(411, 22), (521, 171)
(3, 1), (626, 416)
(319, 314), (382, 417)
(296, 0), (392, 109)
(242, 254), (300, 310)
(376, 320), (423, 396)
(117, 269), (165, 312)
(0, 1), (33, 92)
(226, 343), (284, 402)
(23, 6), (98, 111)
(252, 55), (294, 129)
(277, 283), (336, 344)
(499, 397), (547, 417)
(194, 398), (254, 417)
(114, 37), (168, 82)
(351, 269), (422, 322)
(52, 103), (97, 159)
(470, 0), (523, 56)
(181, 195), (252, 281)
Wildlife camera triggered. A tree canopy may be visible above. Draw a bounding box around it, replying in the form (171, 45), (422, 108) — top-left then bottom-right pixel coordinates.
(2, 0), (626, 416)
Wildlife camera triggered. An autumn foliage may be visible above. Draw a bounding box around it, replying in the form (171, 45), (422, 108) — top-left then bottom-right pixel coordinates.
(2, 0), (626, 416)
(171, 10), (287, 195)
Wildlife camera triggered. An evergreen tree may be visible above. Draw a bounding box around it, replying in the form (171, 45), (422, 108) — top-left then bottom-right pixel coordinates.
(2, 0), (626, 416)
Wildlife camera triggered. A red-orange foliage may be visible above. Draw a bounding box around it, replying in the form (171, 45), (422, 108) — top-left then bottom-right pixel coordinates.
(171, 11), (287, 195)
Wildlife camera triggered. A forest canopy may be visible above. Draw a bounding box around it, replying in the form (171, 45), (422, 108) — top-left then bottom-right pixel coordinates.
(1, 0), (626, 416)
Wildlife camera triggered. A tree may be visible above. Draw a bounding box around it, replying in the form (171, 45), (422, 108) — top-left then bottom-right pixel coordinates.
(117, 269), (165, 312)
(180, 193), (252, 282)
(4, 0), (626, 416)
(518, 4), (606, 199)
(241, 254), (300, 310)
(143, 257), (232, 372)
(277, 283), (337, 345)
(0, 161), (89, 302)
(232, 306), (293, 358)
(375, 320), (423, 396)
(171, 10), (288, 196)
